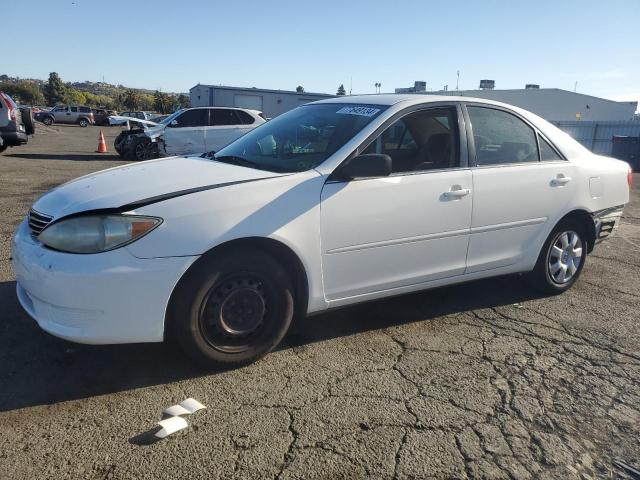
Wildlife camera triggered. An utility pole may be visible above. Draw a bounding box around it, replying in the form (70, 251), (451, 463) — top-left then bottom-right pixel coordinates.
(349, 76), (352, 95)
(456, 71), (460, 91)
(574, 81), (578, 93)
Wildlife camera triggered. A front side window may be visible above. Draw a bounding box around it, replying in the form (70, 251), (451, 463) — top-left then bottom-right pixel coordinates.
(362, 107), (459, 173)
(214, 103), (386, 173)
(171, 109), (208, 128)
(468, 106), (538, 165)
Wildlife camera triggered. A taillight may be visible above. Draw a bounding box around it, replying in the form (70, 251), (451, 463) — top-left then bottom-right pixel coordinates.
(629, 166), (633, 191)
(0, 93), (15, 121)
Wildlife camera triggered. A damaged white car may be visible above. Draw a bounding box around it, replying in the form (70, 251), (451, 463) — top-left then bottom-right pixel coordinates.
(114, 107), (265, 161)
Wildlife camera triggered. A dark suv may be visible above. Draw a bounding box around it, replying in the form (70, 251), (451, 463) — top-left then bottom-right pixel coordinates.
(0, 92), (33, 154)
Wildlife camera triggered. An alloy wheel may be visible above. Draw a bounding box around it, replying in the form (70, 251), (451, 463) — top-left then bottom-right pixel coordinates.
(548, 230), (583, 284)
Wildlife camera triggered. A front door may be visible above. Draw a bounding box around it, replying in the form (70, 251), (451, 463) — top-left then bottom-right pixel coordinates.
(320, 106), (473, 301)
(163, 108), (208, 155)
(204, 108), (248, 153)
(465, 105), (577, 273)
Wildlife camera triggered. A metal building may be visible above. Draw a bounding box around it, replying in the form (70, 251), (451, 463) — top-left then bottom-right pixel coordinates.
(190, 84), (334, 118)
(423, 87), (637, 122)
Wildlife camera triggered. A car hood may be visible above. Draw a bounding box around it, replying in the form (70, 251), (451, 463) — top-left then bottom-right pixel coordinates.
(32, 156), (288, 219)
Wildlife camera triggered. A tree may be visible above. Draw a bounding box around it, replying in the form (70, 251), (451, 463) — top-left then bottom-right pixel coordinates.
(43, 72), (67, 106)
(0, 81), (45, 105)
(295, 85), (305, 93)
(138, 94), (155, 111)
(177, 94), (190, 109)
(153, 90), (170, 113)
(336, 84), (346, 96)
(63, 88), (86, 105)
(122, 89), (141, 110)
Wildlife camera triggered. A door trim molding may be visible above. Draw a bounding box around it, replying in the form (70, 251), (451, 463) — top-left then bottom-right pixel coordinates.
(325, 217), (547, 254)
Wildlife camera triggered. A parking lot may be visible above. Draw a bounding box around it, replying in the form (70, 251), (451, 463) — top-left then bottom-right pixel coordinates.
(0, 124), (639, 479)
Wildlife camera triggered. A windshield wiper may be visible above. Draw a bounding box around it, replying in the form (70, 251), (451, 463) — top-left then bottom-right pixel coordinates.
(211, 155), (260, 169)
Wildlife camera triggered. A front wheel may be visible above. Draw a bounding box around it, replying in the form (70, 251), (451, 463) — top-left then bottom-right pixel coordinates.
(42, 116), (54, 126)
(171, 248), (295, 367)
(529, 221), (587, 294)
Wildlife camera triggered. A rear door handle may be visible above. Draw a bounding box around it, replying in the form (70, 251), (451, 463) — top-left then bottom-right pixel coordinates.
(551, 174), (571, 186)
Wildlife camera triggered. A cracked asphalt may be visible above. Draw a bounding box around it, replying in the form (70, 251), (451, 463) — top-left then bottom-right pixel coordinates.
(0, 125), (639, 479)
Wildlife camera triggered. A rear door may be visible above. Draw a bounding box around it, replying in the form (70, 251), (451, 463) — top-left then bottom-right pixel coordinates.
(162, 108), (208, 155)
(465, 104), (576, 273)
(204, 108), (245, 152)
(68, 106), (79, 123)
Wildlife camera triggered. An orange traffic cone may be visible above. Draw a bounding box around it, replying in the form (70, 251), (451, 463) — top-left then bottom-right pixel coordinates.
(96, 130), (108, 153)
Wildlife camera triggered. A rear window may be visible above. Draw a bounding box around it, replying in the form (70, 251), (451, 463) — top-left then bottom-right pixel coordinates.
(0, 93), (18, 109)
(235, 110), (255, 125)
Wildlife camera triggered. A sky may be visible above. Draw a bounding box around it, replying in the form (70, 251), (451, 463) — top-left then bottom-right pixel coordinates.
(5, 0), (639, 106)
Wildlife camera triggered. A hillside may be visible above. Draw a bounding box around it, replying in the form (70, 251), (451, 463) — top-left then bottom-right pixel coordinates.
(0, 73), (189, 113)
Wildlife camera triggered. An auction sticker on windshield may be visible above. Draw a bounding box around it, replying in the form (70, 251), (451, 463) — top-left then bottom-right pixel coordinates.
(335, 106), (381, 117)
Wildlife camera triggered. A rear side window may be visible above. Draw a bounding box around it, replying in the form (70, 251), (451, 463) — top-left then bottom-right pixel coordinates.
(79, 107), (91, 113)
(212, 109), (240, 126)
(468, 107), (538, 165)
(539, 135), (562, 161)
(235, 110), (255, 125)
(70, 106), (78, 113)
(172, 109), (208, 127)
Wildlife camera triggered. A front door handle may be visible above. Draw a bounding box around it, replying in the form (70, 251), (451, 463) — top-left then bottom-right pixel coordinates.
(443, 186), (471, 199)
(551, 174), (571, 186)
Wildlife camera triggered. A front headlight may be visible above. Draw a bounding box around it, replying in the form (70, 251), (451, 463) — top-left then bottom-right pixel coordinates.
(38, 215), (162, 254)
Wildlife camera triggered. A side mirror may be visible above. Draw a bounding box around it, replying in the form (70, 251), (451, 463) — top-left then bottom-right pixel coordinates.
(169, 119), (179, 127)
(337, 153), (392, 181)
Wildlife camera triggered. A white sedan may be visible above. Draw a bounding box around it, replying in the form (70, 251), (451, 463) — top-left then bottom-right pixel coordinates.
(12, 95), (631, 366)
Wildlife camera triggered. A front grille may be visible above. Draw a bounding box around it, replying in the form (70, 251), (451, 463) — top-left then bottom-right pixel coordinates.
(28, 209), (53, 236)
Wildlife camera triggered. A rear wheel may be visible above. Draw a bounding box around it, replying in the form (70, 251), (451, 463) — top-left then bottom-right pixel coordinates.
(529, 220), (587, 294)
(172, 248), (295, 367)
(78, 118), (89, 127)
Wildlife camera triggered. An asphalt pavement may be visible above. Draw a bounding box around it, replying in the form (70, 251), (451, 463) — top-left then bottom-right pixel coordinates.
(0, 124), (638, 479)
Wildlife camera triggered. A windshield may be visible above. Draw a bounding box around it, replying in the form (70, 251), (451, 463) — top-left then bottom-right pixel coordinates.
(159, 109), (184, 125)
(213, 103), (387, 173)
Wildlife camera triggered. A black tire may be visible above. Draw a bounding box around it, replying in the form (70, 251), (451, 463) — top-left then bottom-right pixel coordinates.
(128, 136), (157, 161)
(114, 131), (127, 156)
(42, 116), (54, 126)
(529, 219), (588, 294)
(171, 248), (295, 367)
(0, 142), (6, 154)
(78, 118), (89, 127)
(21, 108), (35, 135)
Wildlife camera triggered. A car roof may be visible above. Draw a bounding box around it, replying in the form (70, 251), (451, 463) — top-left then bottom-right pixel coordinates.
(310, 93), (525, 111)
